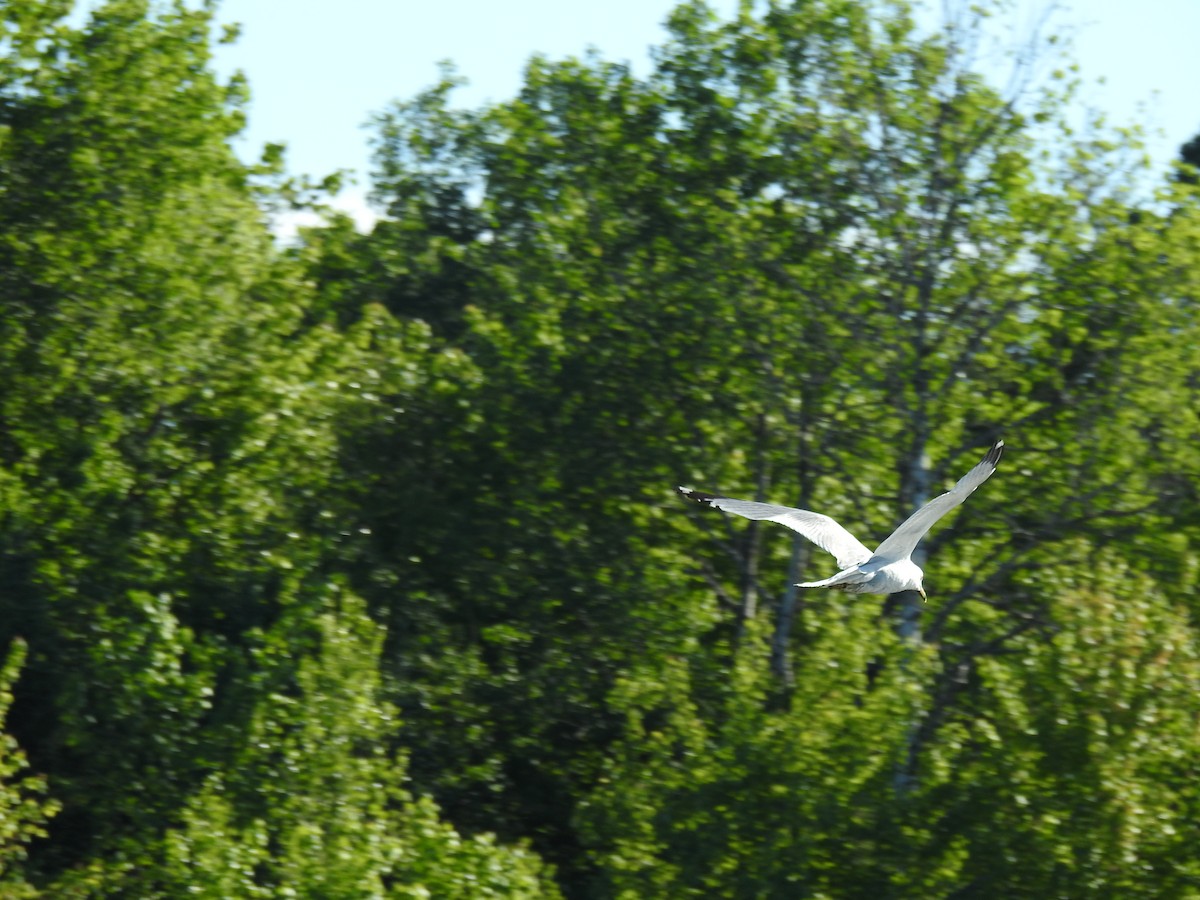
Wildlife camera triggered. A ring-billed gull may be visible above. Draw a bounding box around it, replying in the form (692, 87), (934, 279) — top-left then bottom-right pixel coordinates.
(679, 440), (1004, 600)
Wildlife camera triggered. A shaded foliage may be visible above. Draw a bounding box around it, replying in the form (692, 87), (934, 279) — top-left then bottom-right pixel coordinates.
(0, 1), (559, 896)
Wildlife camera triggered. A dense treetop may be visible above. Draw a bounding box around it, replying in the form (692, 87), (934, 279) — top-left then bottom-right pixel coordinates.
(1, 0), (1198, 896)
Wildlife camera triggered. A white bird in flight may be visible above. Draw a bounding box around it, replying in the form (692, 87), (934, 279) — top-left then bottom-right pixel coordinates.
(679, 440), (1004, 600)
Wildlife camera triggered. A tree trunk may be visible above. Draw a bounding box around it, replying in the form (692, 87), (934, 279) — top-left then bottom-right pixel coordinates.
(770, 538), (808, 686)
(893, 441), (930, 795)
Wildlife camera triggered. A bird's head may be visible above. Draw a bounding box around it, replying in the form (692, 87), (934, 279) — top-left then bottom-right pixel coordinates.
(905, 561), (926, 602)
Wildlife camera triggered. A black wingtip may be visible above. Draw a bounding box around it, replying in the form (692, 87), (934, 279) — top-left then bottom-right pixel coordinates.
(677, 486), (719, 506)
(987, 439), (1005, 468)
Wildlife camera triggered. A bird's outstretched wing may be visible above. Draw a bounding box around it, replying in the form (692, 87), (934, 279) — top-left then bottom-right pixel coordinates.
(871, 440), (1004, 564)
(677, 487), (873, 570)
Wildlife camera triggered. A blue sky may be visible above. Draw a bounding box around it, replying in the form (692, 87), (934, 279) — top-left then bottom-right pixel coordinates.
(208, 0), (1200, 226)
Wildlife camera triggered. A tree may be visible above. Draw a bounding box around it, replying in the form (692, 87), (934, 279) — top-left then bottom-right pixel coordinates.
(0, 640), (57, 897)
(314, 0), (1200, 893)
(0, 0), (334, 871)
(1, 2), (557, 892)
(1177, 131), (1200, 183)
(40, 591), (559, 899)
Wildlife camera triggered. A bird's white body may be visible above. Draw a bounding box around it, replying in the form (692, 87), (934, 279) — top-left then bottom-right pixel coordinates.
(680, 440), (1004, 599)
(797, 556), (924, 595)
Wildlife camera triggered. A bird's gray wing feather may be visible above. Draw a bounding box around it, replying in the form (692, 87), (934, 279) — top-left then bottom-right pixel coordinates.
(871, 440), (1004, 563)
(678, 489), (873, 569)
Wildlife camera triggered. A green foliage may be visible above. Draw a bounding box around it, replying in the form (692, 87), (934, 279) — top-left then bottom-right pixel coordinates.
(577, 570), (1200, 896)
(0, 0), (344, 858)
(577, 613), (948, 897)
(3, 0), (1200, 896)
(36, 594), (558, 898)
(0, 0), (557, 894)
(316, 0), (1200, 893)
(913, 562), (1200, 895)
(0, 640), (58, 898)
(76, 592), (556, 898)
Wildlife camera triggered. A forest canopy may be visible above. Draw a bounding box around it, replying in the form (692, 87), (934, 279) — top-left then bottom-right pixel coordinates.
(1, 0), (1199, 896)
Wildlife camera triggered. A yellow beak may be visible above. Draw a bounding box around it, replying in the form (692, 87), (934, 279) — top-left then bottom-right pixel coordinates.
(919, 587), (927, 603)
